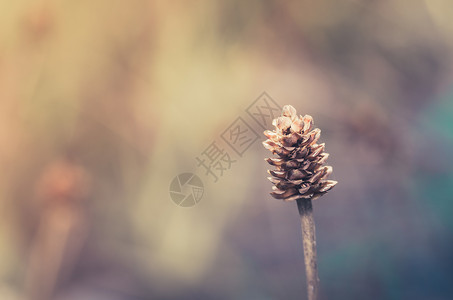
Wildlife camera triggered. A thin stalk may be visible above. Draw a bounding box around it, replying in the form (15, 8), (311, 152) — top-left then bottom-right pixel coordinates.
(296, 198), (319, 300)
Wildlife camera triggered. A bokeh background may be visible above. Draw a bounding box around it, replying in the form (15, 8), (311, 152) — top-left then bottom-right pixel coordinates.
(1, 0), (453, 299)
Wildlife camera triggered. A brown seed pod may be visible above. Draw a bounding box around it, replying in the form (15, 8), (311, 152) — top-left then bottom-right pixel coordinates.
(263, 105), (337, 201)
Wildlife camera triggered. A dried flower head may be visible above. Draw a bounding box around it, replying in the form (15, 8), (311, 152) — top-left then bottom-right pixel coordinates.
(263, 105), (337, 201)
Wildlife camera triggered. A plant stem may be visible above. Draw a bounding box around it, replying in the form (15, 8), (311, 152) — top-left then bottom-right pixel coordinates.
(296, 198), (319, 300)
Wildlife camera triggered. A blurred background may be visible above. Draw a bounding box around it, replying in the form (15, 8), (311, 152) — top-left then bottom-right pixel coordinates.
(1, 0), (453, 299)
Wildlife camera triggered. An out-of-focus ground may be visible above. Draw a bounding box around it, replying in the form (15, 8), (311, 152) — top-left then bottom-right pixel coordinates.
(1, 1), (453, 299)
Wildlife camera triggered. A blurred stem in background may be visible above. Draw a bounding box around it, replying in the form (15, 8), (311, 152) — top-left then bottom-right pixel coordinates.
(24, 159), (90, 300)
